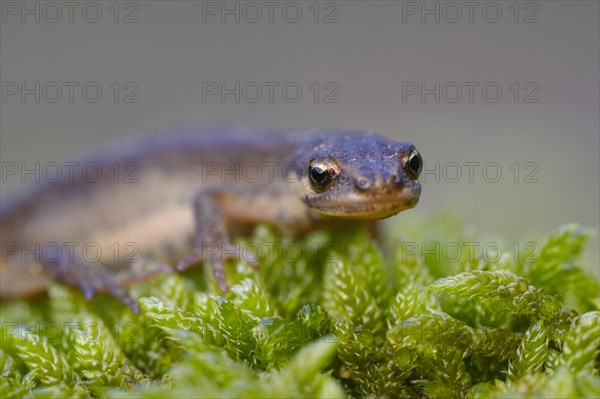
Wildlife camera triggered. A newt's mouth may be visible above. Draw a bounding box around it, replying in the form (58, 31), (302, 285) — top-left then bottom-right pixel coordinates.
(310, 193), (420, 220)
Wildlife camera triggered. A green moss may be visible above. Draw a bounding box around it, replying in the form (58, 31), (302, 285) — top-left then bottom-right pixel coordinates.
(0, 222), (598, 398)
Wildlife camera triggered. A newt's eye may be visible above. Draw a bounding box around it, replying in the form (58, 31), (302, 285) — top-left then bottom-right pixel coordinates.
(308, 159), (338, 191)
(407, 149), (422, 179)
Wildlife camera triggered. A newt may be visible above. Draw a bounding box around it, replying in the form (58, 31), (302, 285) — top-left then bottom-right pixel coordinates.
(0, 127), (422, 312)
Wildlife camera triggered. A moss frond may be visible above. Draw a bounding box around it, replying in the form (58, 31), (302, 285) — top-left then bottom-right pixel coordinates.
(1, 221), (597, 398)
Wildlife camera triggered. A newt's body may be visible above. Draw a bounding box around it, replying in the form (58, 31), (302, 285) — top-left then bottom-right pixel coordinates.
(0, 127), (422, 311)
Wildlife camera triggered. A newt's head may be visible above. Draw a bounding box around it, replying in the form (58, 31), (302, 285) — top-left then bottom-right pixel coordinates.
(300, 132), (422, 220)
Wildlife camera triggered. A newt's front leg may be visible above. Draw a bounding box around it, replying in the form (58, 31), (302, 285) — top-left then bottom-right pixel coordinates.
(175, 187), (260, 292)
(38, 245), (141, 312)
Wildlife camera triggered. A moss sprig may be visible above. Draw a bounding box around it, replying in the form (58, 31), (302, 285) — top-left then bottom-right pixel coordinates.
(1, 221), (597, 398)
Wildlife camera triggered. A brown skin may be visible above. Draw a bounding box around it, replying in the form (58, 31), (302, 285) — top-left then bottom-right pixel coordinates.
(0, 127), (422, 312)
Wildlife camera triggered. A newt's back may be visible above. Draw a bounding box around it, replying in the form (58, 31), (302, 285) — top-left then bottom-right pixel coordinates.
(0, 127), (302, 300)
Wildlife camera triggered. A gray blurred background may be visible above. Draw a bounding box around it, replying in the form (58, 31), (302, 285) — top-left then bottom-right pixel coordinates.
(1, 1), (598, 271)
